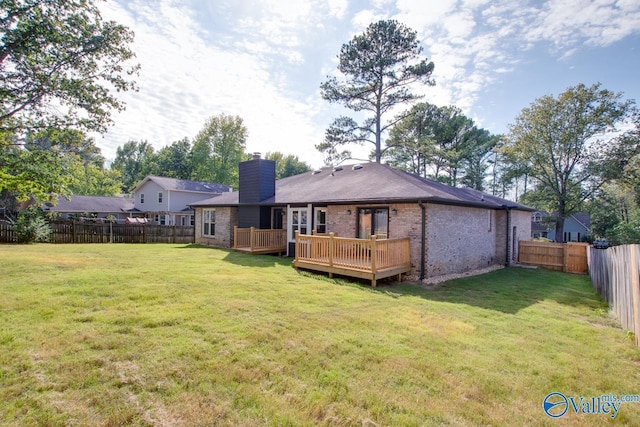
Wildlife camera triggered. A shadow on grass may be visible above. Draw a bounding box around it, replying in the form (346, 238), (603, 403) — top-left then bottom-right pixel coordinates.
(176, 243), (293, 268)
(380, 267), (605, 314)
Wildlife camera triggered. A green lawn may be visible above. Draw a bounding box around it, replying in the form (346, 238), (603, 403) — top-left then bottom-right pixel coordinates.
(1, 244), (639, 426)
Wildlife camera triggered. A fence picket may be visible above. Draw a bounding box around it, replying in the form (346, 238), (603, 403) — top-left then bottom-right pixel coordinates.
(0, 221), (194, 244)
(588, 245), (640, 347)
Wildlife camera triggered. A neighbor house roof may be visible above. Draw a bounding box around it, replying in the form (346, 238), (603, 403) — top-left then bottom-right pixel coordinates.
(44, 195), (135, 214)
(133, 176), (232, 194)
(191, 163), (533, 211)
(572, 212), (591, 230)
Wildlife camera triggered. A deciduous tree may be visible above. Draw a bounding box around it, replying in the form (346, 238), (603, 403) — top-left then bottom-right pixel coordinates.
(190, 114), (247, 188)
(502, 83), (634, 242)
(0, 0), (139, 133)
(265, 152), (311, 179)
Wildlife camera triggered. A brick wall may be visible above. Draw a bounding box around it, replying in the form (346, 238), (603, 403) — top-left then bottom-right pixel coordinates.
(326, 205), (355, 237)
(426, 204), (498, 277)
(194, 206), (237, 248)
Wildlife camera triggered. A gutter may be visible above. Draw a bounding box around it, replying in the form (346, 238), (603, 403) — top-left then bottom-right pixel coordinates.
(419, 201), (426, 280)
(503, 204), (511, 266)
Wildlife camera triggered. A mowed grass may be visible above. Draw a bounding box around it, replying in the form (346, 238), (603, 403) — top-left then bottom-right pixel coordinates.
(0, 244), (639, 426)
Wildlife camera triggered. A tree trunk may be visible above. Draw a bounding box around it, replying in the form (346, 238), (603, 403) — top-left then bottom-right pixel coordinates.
(554, 216), (565, 243)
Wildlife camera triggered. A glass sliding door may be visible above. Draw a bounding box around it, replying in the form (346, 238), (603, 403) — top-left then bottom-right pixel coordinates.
(358, 208), (388, 239)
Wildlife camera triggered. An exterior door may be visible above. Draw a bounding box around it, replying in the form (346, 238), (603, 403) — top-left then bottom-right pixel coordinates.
(287, 206), (310, 256)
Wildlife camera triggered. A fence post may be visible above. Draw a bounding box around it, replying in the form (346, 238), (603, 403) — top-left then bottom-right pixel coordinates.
(631, 245), (640, 347)
(563, 243), (569, 273)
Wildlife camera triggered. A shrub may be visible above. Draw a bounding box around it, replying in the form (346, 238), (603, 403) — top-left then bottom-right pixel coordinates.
(15, 208), (51, 243)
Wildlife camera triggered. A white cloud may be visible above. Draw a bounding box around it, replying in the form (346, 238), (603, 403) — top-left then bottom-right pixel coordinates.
(92, 0), (640, 170)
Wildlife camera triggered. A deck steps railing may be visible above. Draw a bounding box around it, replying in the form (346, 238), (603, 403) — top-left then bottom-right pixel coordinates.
(233, 227), (287, 254)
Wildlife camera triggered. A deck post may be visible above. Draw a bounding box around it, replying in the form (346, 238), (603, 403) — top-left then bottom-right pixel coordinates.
(250, 227), (255, 251)
(371, 235), (377, 287)
(329, 232), (335, 278)
(233, 226), (237, 249)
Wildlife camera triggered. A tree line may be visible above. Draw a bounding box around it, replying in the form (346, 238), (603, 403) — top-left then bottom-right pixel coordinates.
(319, 20), (640, 244)
(1, 2), (638, 244)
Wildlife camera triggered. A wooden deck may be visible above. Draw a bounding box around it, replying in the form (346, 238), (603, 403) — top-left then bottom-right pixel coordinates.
(233, 227), (287, 255)
(293, 232), (412, 287)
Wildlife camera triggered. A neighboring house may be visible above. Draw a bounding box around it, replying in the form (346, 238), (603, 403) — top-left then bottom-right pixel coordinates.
(190, 155), (533, 280)
(132, 176), (232, 226)
(43, 195), (135, 222)
(531, 211), (591, 242)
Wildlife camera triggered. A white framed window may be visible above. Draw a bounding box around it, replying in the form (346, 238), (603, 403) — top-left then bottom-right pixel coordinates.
(158, 192), (163, 203)
(203, 209), (216, 237)
(140, 193), (145, 204)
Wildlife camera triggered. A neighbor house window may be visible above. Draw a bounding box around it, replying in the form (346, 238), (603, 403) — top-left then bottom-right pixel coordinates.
(203, 209), (216, 237)
(158, 192), (163, 203)
(358, 208), (388, 239)
(140, 193), (145, 204)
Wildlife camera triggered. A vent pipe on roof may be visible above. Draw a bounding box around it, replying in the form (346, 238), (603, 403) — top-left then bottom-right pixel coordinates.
(252, 152), (261, 160)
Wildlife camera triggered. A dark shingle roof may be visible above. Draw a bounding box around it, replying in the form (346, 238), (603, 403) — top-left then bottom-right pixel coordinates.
(44, 195), (134, 213)
(191, 163), (533, 210)
(135, 176), (231, 194)
(572, 212), (591, 230)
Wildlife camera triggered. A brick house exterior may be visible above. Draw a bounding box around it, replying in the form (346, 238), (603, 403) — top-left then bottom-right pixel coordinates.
(191, 158), (533, 280)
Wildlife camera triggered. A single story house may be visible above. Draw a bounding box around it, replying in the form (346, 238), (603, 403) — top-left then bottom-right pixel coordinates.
(132, 176), (232, 226)
(43, 195), (135, 222)
(531, 211), (591, 242)
(190, 155), (533, 281)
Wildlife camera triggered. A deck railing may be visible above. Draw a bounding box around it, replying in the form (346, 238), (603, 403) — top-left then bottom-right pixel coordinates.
(293, 232), (411, 286)
(233, 227), (287, 254)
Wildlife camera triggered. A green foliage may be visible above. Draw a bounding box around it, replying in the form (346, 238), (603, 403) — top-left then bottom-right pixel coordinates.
(319, 20), (435, 164)
(14, 207), (50, 243)
(110, 140), (155, 192)
(384, 102), (497, 189)
(0, 0), (139, 134)
(190, 114), (247, 188)
(502, 83), (635, 241)
(265, 152), (311, 178)
(0, 132), (73, 203)
(153, 138), (192, 179)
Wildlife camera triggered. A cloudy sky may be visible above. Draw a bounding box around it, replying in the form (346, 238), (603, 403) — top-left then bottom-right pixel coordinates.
(95, 0), (640, 168)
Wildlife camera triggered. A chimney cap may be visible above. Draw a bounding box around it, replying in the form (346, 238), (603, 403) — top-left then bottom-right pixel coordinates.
(252, 152), (261, 160)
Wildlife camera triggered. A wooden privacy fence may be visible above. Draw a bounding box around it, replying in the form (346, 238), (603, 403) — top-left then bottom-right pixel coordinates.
(518, 241), (588, 274)
(588, 245), (640, 347)
(0, 221), (194, 244)
(293, 232), (412, 287)
(0, 222), (17, 242)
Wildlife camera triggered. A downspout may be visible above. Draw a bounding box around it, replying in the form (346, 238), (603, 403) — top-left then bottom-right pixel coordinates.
(419, 201), (426, 280)
(503, 205), (511, 266)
